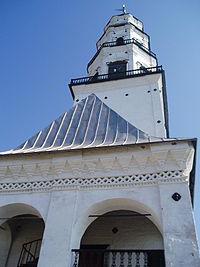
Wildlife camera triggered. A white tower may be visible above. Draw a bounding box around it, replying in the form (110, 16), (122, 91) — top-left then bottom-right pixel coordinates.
(88, 13), (156, 75)
(0, 9), (199, 267)
(70, 12), (168, 138)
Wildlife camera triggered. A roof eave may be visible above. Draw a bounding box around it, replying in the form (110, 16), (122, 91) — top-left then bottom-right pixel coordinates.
(0, 137), (197, 157)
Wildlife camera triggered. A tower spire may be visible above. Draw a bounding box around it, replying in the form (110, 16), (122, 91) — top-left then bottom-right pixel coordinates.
(116, 4), (127, 14)
(122, 4), (127, 14)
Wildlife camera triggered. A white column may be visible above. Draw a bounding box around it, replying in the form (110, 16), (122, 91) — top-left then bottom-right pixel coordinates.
(159, 183), (200, 267)
(38, 191), (77, 267)
(0, 222), (11, 267)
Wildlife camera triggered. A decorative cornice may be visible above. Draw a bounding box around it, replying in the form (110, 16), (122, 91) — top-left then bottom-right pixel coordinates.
(0, 148), (191, 180)
(0, 170), (186, 193)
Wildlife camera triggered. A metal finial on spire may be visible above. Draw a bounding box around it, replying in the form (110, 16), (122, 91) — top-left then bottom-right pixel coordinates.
(122, 4), (127, 14)
(116, 4), (127, 14)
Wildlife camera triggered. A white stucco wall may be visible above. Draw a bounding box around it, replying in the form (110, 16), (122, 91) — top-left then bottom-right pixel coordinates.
(88, 43), (157, 76)
(104, 14), (144, 32)
(159, 183), (200, 266)
(72, 73), (166, 137)
(97, 14), (148, 50)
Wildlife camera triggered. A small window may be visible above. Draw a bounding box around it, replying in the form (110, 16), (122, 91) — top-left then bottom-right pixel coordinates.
(108, 61), (127, 79)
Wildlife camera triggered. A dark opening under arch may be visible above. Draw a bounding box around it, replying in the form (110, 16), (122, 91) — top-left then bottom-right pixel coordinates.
(73, 210), (165, 267)
(116, 37), (125, 46)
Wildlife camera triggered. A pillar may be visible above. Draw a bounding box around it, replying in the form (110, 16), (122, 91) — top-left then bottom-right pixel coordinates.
(38, 191), (77, 267)
(159, 182), (200, 267)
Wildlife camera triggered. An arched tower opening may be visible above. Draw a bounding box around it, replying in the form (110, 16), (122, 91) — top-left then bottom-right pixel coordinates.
(116, 37), (124, 46)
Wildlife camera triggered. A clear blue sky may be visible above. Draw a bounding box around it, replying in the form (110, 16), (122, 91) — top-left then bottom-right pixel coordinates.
(0, 0), (200, 239)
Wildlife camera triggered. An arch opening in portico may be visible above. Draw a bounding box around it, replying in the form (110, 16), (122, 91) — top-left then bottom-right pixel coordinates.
(0, 203), (45, 267)
(71, 198), (165, 267)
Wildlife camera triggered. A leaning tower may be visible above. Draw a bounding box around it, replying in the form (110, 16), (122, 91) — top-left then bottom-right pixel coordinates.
(0, 9), (199, 267)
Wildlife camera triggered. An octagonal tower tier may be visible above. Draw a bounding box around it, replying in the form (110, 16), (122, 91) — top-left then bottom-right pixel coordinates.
(88, 13), (157, 76)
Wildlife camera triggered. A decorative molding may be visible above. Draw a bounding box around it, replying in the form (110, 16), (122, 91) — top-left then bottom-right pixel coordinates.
(0, 149), (191, 180)
(0, 170), (185, 193)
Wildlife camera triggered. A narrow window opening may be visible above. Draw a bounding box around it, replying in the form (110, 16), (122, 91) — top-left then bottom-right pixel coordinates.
(108, 61), (127, 79)
(116, 37), (124, 46)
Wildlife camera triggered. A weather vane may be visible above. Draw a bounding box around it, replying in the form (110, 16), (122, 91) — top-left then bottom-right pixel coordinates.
(116, 4), (127, 14)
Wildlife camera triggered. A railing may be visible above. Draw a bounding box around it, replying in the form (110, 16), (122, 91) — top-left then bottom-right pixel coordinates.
(101, 39), (156, 58)
(88, 38), (156, 68)
(17, 239), (42, 267)
(71, 249), (165, 267)
(70, 66), (163, 87)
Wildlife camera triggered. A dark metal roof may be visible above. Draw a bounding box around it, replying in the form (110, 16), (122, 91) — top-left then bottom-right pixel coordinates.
(1, 94), (170, 155)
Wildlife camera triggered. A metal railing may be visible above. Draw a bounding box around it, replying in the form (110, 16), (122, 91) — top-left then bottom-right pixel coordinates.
(71, 249), (165, 267)
(101, 38), (156, 57)
(88, 38), (156, 68)
(70, 66), (163, 87)
(17, 239), (42, 267)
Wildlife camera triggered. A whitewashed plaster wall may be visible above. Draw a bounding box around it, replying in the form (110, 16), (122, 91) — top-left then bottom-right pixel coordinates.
(159, 183), (199, 267)
(104, 14), (144, 32)
(97, 26), (130, 47)
(0, 141), (199, 267)
(97, 14), (148, 49)
(97, 25), (149, 50)
(88, 43), (157, 76)
(72, 73), (166, 137)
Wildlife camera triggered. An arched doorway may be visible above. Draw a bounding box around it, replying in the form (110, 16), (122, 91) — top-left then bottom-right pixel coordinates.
(72, 210), (165, 267)
(0, 203), (45, 267)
